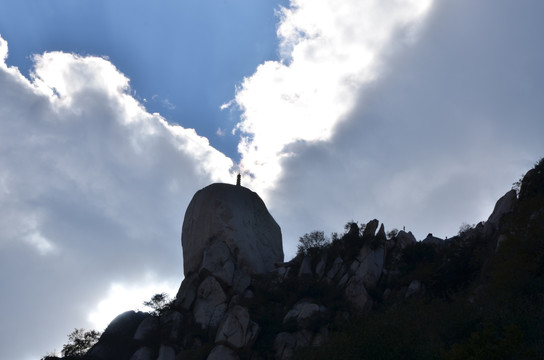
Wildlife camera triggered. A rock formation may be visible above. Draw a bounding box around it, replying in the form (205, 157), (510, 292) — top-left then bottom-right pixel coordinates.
(74, 159), (544, 360)
(182, 183), (283, 276)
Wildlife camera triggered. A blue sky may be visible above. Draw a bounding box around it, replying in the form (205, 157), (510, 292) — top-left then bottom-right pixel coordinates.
(1, 0), (286, 159)
(1, 1), (544, 359)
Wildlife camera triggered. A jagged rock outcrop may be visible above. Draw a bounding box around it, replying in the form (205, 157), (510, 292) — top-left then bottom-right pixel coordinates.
(362, 219), (379, 238)
(353, 243), (386, 288)
(273, 330), (315, 360)
(182, 183), (283, 276)
(283, 301), (326, 328)
(395, 230), (417, 249)
(159, 311), (183, 344)
(422, 233), (444, 247)
(133, 315), (158, 342)
(85, 205), (486, 360)
(518, 160), (544, 201)
(344, 275), (372, 311)
(192, 275), (228, 329)
(481, 189), (517, 240)
(129, 347), (153, 360)
(298, 256), (313, 276)
(82, 160), (544, 360)
(487, 189), (517, 228)
(215, 305), (259, 349)
(85, 311), (148, 360)
(405, 279), (423, 298)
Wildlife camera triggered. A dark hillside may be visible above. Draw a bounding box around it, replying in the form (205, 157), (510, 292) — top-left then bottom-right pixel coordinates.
(44, 158), (544, 360)
(296, 158), (544, 360)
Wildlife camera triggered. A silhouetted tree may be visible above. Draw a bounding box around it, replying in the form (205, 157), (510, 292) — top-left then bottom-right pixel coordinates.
(297, 231), (329, 255)
(387, 228), (399, 239)
(143, 293), (171, 316)
(61, 328), (100, 358)
(458, 223), (475, 237)
(344, 220), (365, 236)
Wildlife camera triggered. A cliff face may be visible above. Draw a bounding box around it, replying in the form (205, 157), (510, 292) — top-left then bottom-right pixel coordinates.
(182, 183), (283, 276)
(76, 159), (544, 360)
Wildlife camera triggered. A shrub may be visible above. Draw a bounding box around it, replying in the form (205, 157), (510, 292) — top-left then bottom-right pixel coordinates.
(297, 231), (329, 255)
(386, 228), (399, 239)
(457, 223), (475, 237)
(143, 293), (171, 316)
(61, 328), (101, 358)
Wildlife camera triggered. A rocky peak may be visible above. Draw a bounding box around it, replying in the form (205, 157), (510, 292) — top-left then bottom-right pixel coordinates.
(182, 183), (284, 276)
(518, 158), (544, 201)
(71, 159), (544, 360)
(487, 189), (517, 229)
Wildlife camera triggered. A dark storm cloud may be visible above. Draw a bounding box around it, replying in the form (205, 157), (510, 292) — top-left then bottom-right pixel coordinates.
(267, 0), (544, 253)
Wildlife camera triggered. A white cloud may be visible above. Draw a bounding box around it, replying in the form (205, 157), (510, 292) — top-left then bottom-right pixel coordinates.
(151, 94), (176, 110)
(30, 52), (130, 104)
(2, 1), (544, 358)
(219, 99), (235, 111)
(234, 0), (434, 192)
(88, 275), (178, 331)
(0, 36), (8, 64)
(24, 230), (56, 256)
(231, 0), (544, 257)
(0, 35), (233, 358)
(0, 36), (234, 250)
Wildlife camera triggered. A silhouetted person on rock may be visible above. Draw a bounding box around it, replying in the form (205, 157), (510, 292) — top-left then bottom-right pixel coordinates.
(236, 173), (241, 186)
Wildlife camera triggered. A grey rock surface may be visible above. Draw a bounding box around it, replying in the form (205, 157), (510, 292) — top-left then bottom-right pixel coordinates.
(232, 268), (252, 294)
(129, 347), (154, 360)
(193, 276), (227, 329)
(274, 330), (315, 360)
(376, 223), (387, 242)
(86, 311), (148, 360)
(156, 345), (175, 360)
(315, 253), (327, 279)
(160, 311), (183, 343)
(175, 273), (199, 311)
(487, 189), (517, 229)
(355, 244), (386, 289)
(396, 230), (417, 249)
(182, 183), (283, 275)
(207, 344), (239, 360)
(133, 315), (159, 342)
(200, 239), (236, 286)
(311, 327), (329, 347)
(274, 332), (297, 360)
(101, 311), (148, 341)
(422, 234), (443, 246)
(215, 305), (258, 349)
(283, 301), (326, 328)
(405, 280), (422, 298)
(325, 257), (343, 283)
(363, 219), (379, 238)
(345, 276), (371, 312)
(298, 255), (313, 276)
(295, 329), (314, 349)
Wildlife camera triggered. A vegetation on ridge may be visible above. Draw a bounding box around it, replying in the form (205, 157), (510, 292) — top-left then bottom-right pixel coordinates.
(295, 157), (544, 359)
(44, 157), (544, 360)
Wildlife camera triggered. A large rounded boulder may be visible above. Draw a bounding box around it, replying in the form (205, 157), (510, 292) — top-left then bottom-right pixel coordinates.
(182, 183), (283, 275)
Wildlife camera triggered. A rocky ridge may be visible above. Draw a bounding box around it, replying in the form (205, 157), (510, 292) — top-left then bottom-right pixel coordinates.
(54, 159), (544, 360)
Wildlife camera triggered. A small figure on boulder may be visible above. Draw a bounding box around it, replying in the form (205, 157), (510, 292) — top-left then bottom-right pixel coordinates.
(236, 173), (241, 186)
